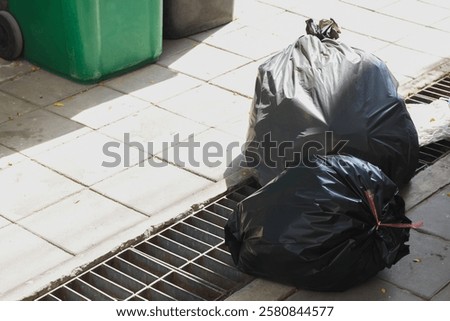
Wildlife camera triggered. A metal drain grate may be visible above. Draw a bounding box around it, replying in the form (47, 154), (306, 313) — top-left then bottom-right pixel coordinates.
(405, 75), (450, 172)
(37, 181), (259, 301)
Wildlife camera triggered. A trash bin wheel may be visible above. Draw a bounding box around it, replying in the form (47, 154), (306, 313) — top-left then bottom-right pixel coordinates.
(0, 10), (23, 60)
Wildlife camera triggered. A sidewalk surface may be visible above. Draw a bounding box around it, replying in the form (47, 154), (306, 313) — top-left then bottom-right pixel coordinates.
(0, 0), (449, 300)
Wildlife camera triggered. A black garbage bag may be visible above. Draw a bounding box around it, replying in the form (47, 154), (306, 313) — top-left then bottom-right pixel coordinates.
(225, 155), (422, 291)
(244, 32), (419, 187)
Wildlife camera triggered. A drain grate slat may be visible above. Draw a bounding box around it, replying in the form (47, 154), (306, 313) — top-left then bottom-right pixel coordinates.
(184, 216), (224, 238)
(181, 262), (238, 291)
(153, 274), (206, 301)
(172, 222), (222, 247)
(120, 250), (170, 279)
(66, 278), (114, 301)
(105, 256), (157, 285)
(135, 242), (189, 269)
(81, 271), (133, 300)
(137, 288), (174, 301)
(55, 286), (89, 301)
(161, 229), (211, 253)
(93, 264), (145, 294)
(39, 293), (61, 301)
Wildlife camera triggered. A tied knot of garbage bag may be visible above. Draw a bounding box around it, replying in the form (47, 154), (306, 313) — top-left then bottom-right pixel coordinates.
(365, 190), (423, 230)
(306, 18), (341, 40)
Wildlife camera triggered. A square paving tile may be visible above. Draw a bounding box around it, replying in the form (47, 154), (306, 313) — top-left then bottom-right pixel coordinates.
(234, 0), (285, 27)
(396, 26), (450, 58)
(160, 38), (200, 60)
(45, 86), (150, 129)
(93, 162), (213, 216)
(202, 26), (288, 60)
(0, 159), (83, 221)
(226, 279), (294, 301)
(0, 58), (34, 83)
(158, 128), (246, 181)
(0, 69), (91, 107)
(216, 116), (251, 140)
(158, 43), (250, 81)
(0, 225), (72, 297)
(99, 106), (209, 155)
(20, 189), (147, 255)
(33, 131), (142, 186)
(250, 11), (307, 43)
(0, 109), (91, 157)
(339, 0), (401, 10)
(0, 91), (39, 124)
(407, 185), (450, 241)
(189, 21), (246, 43)
(157, 84), (252, 127)
(211, 61), (260, 98)
(286, 277), (422, 301)
(339, 30), (390, 53)
(0, 145), (27, 170)
(380, 0), (450, 26)
(378, 230), (450, 299)
(374, 44), (442, 79)
(105, 64), (202, 104)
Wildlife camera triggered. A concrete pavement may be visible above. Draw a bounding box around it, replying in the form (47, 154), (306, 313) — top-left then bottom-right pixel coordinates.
(0, 0), (449, 300)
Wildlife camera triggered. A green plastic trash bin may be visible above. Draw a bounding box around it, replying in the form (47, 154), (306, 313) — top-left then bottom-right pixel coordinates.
(8, 0), (162, 83)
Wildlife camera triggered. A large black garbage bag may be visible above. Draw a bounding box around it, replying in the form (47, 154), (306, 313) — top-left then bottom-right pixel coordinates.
(225, 155), (421, 291)
(245, 34), (419, 187)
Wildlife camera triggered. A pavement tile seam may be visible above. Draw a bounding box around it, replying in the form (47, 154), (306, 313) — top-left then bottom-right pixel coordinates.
(10, 183), (85, 222)
(103, 80), (206, 107)
(94, 107), (214, 157)
(0, 215), (13, 230)
(12, 221), (76, 257)
(378, 276), (431, 301)
(0, 87), (42, 110)
(0, 73), (93, 107)
(95, 84), (169, 106)
(89, 159), (216, 216)
(84, 185), (156, 219)
(339, 0), (402, 11)
(432, 281), (450, 300)
(0, 65), (35, 85)
(0, 91), (41, 123)
(0, 143), (30, 167)
(23, 126), (96, 158)
(370, 12), (450, 31)
(42, 88), (161, 131)
(406, 182), (450, 214)
(150, 153), (222, 183)
(338, 0), (450, 29)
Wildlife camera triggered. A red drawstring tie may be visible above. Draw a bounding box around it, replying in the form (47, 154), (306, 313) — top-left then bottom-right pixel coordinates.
(364, 190), (423, 230)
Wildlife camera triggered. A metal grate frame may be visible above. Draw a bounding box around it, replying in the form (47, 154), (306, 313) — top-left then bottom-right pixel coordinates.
(405, 75), (450, 172)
